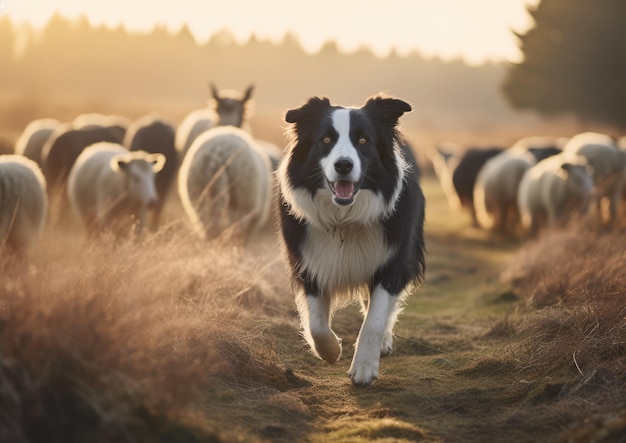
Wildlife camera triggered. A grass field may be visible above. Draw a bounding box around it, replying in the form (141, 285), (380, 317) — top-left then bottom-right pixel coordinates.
(2, 166), (626, 442)
(1, 93), (625, 441)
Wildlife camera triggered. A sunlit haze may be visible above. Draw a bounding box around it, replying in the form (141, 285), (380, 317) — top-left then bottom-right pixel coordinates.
(3, 0), (539, 65)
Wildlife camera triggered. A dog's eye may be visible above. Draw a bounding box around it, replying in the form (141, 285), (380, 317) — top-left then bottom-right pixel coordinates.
(322, 137), (332, 144)
(358, 137), (367, 145)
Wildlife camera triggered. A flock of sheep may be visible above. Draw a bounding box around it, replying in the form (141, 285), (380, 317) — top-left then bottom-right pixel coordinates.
(4, 84), (626, 255)
(430, 132), (626, 237)
(1, 84), (282, 253)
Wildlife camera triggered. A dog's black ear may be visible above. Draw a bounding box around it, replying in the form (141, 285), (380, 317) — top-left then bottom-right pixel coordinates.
(285, 97), (331, 123)
(363, 95), (411, 126)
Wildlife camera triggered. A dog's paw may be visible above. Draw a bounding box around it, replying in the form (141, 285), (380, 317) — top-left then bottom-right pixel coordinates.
(312, 332), (342, 364)
(348, 359), (379, 386)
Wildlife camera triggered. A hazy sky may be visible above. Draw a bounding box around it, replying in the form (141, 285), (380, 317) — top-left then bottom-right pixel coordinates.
(1, 0), (540, 65)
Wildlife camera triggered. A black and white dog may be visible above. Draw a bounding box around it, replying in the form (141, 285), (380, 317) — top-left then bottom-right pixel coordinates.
(276, 94), (425, 386)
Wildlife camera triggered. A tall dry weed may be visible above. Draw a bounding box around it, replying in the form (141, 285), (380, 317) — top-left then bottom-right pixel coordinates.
(0, 223), (297, 441)
(502, 223), (626, 374)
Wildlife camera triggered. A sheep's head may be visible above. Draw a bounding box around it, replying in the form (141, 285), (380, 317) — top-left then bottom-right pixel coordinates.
(209, 83), (254, 127)
(111, 152), (165, 208)
(560, 157), (594, 202)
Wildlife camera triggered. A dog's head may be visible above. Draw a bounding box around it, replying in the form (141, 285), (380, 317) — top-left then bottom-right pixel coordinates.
(282, 94), (411, 210)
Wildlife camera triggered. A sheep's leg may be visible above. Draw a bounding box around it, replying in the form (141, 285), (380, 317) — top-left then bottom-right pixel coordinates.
(595, 196), (604, 225)
(150, 200), (163, 231)
(496, 206), (507, 235)
(468, 203), (480, 228)
(528, 213), (540, 237)
(609, 187), (622, 225)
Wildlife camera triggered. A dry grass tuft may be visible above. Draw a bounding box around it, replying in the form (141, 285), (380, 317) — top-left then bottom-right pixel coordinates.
(502, 223), (626, 309)
(0, 223), (298, 442)
(502, 222), (626, 375)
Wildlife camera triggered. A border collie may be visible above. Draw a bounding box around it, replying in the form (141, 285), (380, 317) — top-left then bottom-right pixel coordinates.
(276, 94), (425, 386)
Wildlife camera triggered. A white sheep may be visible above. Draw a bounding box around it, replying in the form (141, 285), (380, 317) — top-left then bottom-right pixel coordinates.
(174, 108), (216, 157)
(255, 139), (283, 171)
(14, 118), (61, 167)
(67, 142), (165, 236)
(563, 131), (626, 224)
(473, 148), (536, 235)
(0, 155), (48, 252)
(517, 153), (594, 236)
(178, 126), (272, 241)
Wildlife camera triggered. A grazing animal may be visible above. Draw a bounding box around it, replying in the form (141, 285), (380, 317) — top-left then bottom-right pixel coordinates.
(509, 136), (566, 162)
(430, 145), (503, 227)
(123, 113), (178, 230)
(41, 123), (126, 197)
(0, 155), (48, 253)
(175, 83), (254, 157)
(67, 143), (165, 236)
(473, 148), (535, 235)
(255, 139), (284, 171)
(14, 118), (61, 166)
(276, 94), (425, 386)
(210, 83), (254, 128)
(178, 126), (272, 241)
(517, 153), (594, 236)
(72, 113), (130, 138)
(563, 131), (626, 224)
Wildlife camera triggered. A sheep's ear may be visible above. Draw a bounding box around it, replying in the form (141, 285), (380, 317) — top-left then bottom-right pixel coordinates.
(209, 82), (220, 100)
(561, 162), (573, 173)
(111, 155), (129, 172)
(150, 153), (166, 173)
(362, 94), (412, 126)
(243, 84), (254, 102)
(285, 96), (331, 123)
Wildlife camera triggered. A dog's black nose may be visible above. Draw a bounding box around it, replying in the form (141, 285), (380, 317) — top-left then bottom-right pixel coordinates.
(334, 158), (353, 175)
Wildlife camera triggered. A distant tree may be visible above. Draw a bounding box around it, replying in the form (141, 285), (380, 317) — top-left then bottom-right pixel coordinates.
(0, 16), (15, 81)
(502, 0), (626, 129)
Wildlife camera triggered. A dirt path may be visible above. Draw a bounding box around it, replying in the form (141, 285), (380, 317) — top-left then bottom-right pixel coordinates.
(234, 176), (566, 443)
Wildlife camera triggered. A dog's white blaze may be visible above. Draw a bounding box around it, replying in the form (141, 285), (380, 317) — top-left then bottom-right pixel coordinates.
(349, 284), (398, 384)
(320, 109), (362, 184)
(301, 221), (394, 295)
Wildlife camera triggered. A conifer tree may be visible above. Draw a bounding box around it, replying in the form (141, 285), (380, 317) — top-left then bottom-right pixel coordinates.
(502, 0), (626, 129)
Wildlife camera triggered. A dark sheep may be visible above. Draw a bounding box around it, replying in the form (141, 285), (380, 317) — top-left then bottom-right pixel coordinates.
(450, 147), (504, 227)
(175, 83), (255, 158)
(41, 123), (126, 197)
(510, 136), (567, 162)
(123, 114), (179, 230)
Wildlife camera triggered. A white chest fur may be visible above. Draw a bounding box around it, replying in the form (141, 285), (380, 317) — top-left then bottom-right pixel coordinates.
(301, 221), (393, 294)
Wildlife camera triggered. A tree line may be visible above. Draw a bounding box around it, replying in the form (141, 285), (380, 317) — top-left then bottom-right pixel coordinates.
(3, 3), (624, 138)
(0, 14), (515, 131)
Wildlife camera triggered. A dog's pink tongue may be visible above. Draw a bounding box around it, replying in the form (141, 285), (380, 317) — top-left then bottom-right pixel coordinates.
(334, 181), (354, 199)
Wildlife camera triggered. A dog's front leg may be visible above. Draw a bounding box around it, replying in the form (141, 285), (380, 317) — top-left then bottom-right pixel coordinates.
(349, 284), (397, 386)
(296, 291), (342, 364)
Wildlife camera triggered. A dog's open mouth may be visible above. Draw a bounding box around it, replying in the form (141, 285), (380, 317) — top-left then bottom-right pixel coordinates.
(329, 180), (360, 206)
